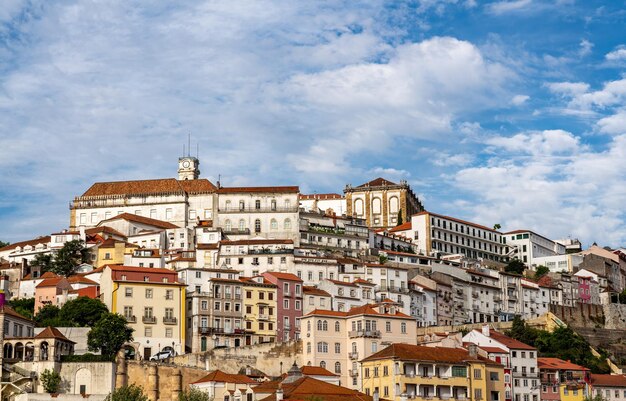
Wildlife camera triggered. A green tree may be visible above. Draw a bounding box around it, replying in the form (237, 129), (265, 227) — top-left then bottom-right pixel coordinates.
(8, 298), (35, 319)
(506, 316), (539, 347)
(179, 387), (213, 401)
(396, 209), (403, 226)
(504, 259), (525, 275)
(59, 297), (108, 327)
(31, 253), (54, 273)
(52, 240), (91, 277)
(104, 384), (148, 401)
(88, 313), (134, 360)
(534, 265), (550, 280)
(584, 395), (607, 401)
(34, 305), (65, 327)
(0, 240), (9, 248)
(493, 224), (501, 231)
(40, 369), (61, 393)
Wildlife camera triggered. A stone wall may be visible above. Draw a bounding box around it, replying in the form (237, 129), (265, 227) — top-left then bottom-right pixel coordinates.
(549, 304), (606, 328)
(603, 303), (626, 329)
(121, 360), (208, 401)
(171, 340), (302, 377)
(16, 394), (107, 401)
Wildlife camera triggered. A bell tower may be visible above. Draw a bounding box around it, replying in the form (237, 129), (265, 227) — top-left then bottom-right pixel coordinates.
(178, 156), (200, 180)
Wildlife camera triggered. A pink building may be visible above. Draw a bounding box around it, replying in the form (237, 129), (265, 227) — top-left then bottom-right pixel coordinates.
(578, 276), (591, 304)
(262, 272), (303, 342)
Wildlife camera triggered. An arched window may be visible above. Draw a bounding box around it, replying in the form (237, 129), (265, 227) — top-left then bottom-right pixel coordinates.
(284, 219), (291, 230)
(335, 321), (340, 332)
(371, 342), (378, 353)
(284, 199), (291, 208)
(225, 220), (232, 231)
(225, 200), (232, 210)
(335, 362), (341, 373)
(389, 196), (399, 214)
(352, 342), (357, 353)
(317, 342), (328, 353)
(255, 200), (261, 210)
(320, 361), (326, 369)
(307, 342), (311, 353)
(254, 219), (261, 233)
(322, 320), (328, 331)
(401, 322), (407, 333)
(372, 197), (382, 214)
(354, 199), (364, 216)
(334, 343), (341, 353)
(307, 321), (311, 331)
(317, 320), (323, 331)
(271, 219), (278, 230)
(238, 219), (245, 232)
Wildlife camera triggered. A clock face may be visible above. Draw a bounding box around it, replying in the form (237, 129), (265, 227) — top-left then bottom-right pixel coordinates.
(182, 160), (190, 168)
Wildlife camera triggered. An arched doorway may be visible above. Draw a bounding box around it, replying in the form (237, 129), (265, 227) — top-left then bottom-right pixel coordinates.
(123, 345), (136, 360)
(14, 343), (24, 360)
(3, 343), (13, 359)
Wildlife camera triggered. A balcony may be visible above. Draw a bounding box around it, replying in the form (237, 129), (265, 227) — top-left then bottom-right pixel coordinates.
(222, 228), (251, 235)
(349, 352), (359, 360)
(142, 316), (157, 324)
(163, 317), (178, 325)
(124, 315), (136, 323)
(349, 330), (381, 339)
(349, 369), (359, 377)
(198, 327), (247, 335)
(258, 314), (269, 321)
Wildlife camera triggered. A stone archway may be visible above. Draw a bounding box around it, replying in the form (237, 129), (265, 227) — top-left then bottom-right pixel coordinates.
(75, 368), (91, 394)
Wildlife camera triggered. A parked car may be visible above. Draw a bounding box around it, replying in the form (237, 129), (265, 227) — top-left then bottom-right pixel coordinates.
(149, 350), (174, 361)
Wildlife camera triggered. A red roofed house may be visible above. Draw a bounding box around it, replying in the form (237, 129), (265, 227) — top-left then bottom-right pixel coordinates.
(590, 374), (626, 401)
(463, 326), (538, 401)
(100, 265), (186, 359)
(537, 357), (589, 401)
(191, 369), (258, 401)
(301, 300), (416, 390)
(262, 272), (303, 343)
(34, 275), (72, 313)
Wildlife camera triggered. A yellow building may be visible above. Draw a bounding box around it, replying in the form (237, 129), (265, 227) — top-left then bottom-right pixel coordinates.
(360, 343), (504, 401)
(100, 265), (186, 359)
(95, 238), (138, 267)
(240, 276), (277, 345)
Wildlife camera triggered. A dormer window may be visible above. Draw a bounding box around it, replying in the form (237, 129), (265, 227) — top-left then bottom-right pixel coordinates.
(144, 276), (149, 282)
(162, 278), (169, 283)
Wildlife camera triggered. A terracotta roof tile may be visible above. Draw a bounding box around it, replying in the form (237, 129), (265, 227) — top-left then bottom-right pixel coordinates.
(303, 286), (331, 297)
(362, 343), (476, 364)
(389, 222), (412, 232)
(217, 186), (299, 194)
(0, 236), (51, 253)
(100, 213), (179, 229)
(591, 374), (626, 387)
(477, 330), (536, 350)
(263, 376), (373, 401)
(80, 178), (215, 197)
(35, 326), (75, 343)
(192, 370), (257, 385)
(262, 272), (302, 282)
(356, 178), (398, 188)
(537, 358), (589, 371)
(300, 366), (339, 377)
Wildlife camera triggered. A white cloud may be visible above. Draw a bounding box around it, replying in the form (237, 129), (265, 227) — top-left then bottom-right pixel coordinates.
(597, 110), (626, 135)
(511, 94), (530, 105)
(605, 45), (626, 61)
(579, 39), (593, 57)
(547, 81), (590, 96)
(485, 0), (533, 15)
(453, 132), (626, 246)
(433, 153), (474, 167)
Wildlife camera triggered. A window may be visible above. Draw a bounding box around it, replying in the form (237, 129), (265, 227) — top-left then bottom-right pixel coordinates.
(166, 290), (173, 300)
(475, 389), (483, 401)
(284, 219), (291, 229)
(255, 200), (261, 210)
(317, 342), (328, 353)
(474, 369), (482, 379)
(284, 299), (289, 309)
(239, 200), (245, 211)
(335, 343), (341, 353)
(401, 322), (407, 333)
(490, 372), (499, 381)
(145, 327), (152, 337)
(383, 366), (389, 376)
(125, 288), (133, 297)
(335, 321), (340, 332)
(386, 321), (391, 332)
(335, 362), (341, 373)
(145, 289), (153, 298)
(225, 220), (232, 231)
(255, 219), (261, 233)
(452, 366), (467, 377)
(166, 208), (173, 220)
(165, 328), (173, 338)
(271, 219), (278, 230)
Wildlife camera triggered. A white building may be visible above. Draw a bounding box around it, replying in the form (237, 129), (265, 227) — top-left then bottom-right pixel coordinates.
(503, 230), (565, 269)
(299, 193), (346, 215)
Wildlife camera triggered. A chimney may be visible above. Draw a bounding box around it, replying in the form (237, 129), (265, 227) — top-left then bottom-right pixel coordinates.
(482, 324), (490, 337)
(276, 384), (283, 401)
(374, 390), (380, 401)
(468, 344), (478, 358)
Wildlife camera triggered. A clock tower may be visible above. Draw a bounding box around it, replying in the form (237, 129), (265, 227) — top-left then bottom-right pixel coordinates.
(178, 156), (200, 180)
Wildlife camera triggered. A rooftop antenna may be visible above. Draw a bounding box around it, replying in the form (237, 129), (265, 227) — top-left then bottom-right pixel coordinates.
(217, 174), (221, 189)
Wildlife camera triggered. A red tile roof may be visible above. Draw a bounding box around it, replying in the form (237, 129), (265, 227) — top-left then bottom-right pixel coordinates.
(100, 213), (179, 229)
(106, 265), (176, 275)
(306, 303), (411, 319)
(389, 222), (412, 232)
(68, 275), (98, 285)
(36, 276), (70, 288)
(0, 236), (51, 253)
(478, 329), (536, 350)
(591, 374), (626, 387)
(362, 343), (477, 364)
(192, 369), (257, 385)
(325, 279), (358, 287)
(262, 272), (303, 282)
(303, 286), (331, 297)
(300, 366), (339, 377)
(217, 186), (299, 194)
(35, 326), (75, 343)
(478, 346), (508, 354)
(413, 211), (500, 233)
(80, 178), (216, 197)
(356, 178), (398, 188)
(537, 358), (589, 371)
(259, 376), (373, 401)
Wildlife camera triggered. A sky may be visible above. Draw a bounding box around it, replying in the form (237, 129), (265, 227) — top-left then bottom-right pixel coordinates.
(0, 0), (625, 247)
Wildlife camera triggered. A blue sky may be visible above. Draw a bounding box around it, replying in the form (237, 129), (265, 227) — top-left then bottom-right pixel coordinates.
(0, 0), (625, 247)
